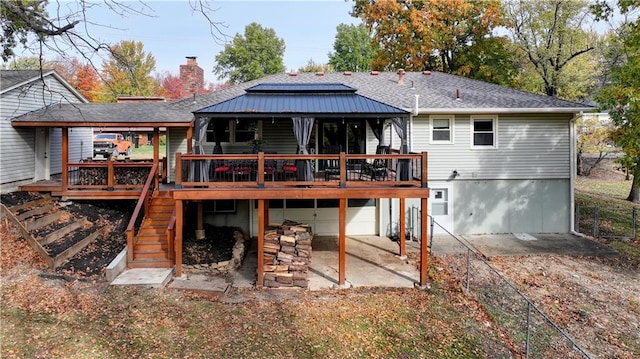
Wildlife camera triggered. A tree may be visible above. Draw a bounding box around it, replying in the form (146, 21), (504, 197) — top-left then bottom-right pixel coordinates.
(297, 59), (334, 73)
(328, 23), (375, 72)
(596, 0), (640, 203)
(213, 22), (285, 84)
(1, 1), (225, 73)
(55, 57), (102, 102)
(576, 114), (615, 176)
(155, 72), (182, 100)
(351, 0), (506, 82)
(2, 55), (55, 69)
(505, 0), (596, 97)
(100, 40), (158, 102)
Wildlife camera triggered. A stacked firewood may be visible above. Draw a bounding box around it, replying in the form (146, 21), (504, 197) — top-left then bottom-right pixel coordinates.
(263, 221), (312, 288)
(77, 167), (108, 185)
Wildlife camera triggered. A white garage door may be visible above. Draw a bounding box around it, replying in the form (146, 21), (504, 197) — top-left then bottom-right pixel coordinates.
(250, 199), (377, 236)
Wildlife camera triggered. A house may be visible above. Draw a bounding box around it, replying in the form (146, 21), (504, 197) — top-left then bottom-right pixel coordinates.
(8, 69), (592, 287)
(0, 69), (92, 193)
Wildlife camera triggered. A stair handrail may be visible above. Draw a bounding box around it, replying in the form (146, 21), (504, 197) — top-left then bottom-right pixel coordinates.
(126, 164), (158, 264)
(166, 206), (176, 261)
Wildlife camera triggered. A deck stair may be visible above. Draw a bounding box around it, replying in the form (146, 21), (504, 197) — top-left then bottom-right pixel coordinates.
(128, 192), (174, 269)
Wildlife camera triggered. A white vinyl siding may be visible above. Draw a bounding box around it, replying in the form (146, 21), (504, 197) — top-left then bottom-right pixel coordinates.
(411, 114), (572, 180)
(1, 73), (88, 188)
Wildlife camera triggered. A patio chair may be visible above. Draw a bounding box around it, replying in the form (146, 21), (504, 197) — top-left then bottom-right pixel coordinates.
(323, 145), (341, 181)
(360, 145), (390, 181)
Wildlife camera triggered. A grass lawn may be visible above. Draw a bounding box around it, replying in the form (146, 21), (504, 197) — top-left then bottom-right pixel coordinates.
(575, 175), (640, 259)
(0, 267), (504, 358)
(129, 144), (167, 159)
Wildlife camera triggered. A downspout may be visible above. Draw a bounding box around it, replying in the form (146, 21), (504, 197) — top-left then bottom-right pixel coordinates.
(569, 112), (580, 235)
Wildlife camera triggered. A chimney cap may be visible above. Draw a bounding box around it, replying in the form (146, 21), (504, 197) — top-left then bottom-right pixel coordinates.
(186, 56), (197, 60)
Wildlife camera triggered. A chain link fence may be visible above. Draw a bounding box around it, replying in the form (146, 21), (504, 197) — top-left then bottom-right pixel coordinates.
(575, 205), (638, 239)
(420, 215), (592, 358)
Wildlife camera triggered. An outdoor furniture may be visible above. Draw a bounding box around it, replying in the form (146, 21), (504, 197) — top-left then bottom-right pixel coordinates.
(211, 160), (231, 181)
(323, 145), (341, 181)
(361, 145), (390, 181)
(282, 161), (297, 180)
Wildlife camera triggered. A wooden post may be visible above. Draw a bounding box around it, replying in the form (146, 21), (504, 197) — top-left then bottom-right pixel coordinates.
(107, 158), (115, 189)
(61, 128), (69, 193)
(421, 151), (428, 188)
(186, 126), (193, 154)
(257, 199), (265, 287)
(419, 197), (429, 286)
(175, 200), (183, 277)
(339, 198), (346, 286)
(196, 201), (204, 240)
(257, 152), (265, 188)
(175, 153), (182, 187)
(399, 197), (406, 257)
(339, 152), (346, 187)
(264, 199), (270, 226)
(153, 128), (160, 188)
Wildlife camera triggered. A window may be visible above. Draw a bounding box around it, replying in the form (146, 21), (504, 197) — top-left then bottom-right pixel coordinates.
(206, 120), (230, 142)
(430, 116), (453, 143)
(206, 119), (258, 144)
(471, 116), (497, 148)
(205, 200), (236, 213)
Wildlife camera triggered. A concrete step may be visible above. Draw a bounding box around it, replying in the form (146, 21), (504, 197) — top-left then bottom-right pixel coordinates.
(111, 267), (173, 287)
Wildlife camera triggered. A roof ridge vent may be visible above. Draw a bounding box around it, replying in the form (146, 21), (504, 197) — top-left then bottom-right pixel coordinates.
(315, 71), (325, 76)
(343, 71), (352, 76)
(289, 71), (298, 76)
(370, 71), (379, 76)
(422, 71), (431, 76)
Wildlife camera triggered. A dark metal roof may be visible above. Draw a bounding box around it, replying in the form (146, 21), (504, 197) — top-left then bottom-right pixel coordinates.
(194, 83), (408, 118)
(246, 83), (356, 93)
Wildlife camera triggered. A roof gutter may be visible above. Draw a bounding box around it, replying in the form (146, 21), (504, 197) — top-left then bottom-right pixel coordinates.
(408, 107), (594, 115)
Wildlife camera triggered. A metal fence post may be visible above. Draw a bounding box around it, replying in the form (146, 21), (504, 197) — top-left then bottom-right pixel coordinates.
(526, 302), (531, 359)
(466, 249), (471, 292)
(633, 207), (637, 239)
(593, 207), (599, 238)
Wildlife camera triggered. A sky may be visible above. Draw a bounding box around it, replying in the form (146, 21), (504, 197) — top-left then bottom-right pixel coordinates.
(47, 0), (360, 84)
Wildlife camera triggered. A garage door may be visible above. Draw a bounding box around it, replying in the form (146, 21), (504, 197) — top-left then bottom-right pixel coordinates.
(250, 199), (377, 236)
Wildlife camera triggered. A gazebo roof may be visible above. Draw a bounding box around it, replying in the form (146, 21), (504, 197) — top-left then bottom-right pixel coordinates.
(193, 83), (409, 119)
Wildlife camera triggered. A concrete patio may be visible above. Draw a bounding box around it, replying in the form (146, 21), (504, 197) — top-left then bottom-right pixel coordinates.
(113, 232), (619, 291)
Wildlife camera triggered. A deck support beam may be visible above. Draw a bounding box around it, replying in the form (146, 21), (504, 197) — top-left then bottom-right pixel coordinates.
(153, 127), (160, 188)
(175, 199), (183, 277)
(196, 201), (204, 240)
(339, 198), (346, 286)
(419, 197), (429, 287)
(399, 197), (406, 258)
(257, 199), (265, 287)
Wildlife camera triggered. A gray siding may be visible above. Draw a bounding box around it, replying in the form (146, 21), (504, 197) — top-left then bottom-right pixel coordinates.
(1, 74), (88, 187)
(167, 127), (188, 183)
(454, 179), (570, 234)
(411, 114), (572, 181)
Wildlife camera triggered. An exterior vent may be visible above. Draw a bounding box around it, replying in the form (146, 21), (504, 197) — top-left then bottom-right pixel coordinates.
(370, 71), (380, 75)
(343, 71), (352, 76)
(315, 71), (325, 76)
(422, 71), (431, 76)
(288, 72), (298, 76)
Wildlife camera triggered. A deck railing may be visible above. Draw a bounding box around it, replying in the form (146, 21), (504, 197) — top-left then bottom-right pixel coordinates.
(66, 159), (155, 190)
(175, 151), (428, 189)
(125, 164), (158, 263)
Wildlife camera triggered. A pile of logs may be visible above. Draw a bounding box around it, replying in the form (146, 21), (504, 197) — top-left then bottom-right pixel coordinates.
(263, 221), (312, 288)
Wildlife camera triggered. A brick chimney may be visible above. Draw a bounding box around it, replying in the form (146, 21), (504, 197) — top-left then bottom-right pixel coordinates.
(180, 56), (204, 99)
